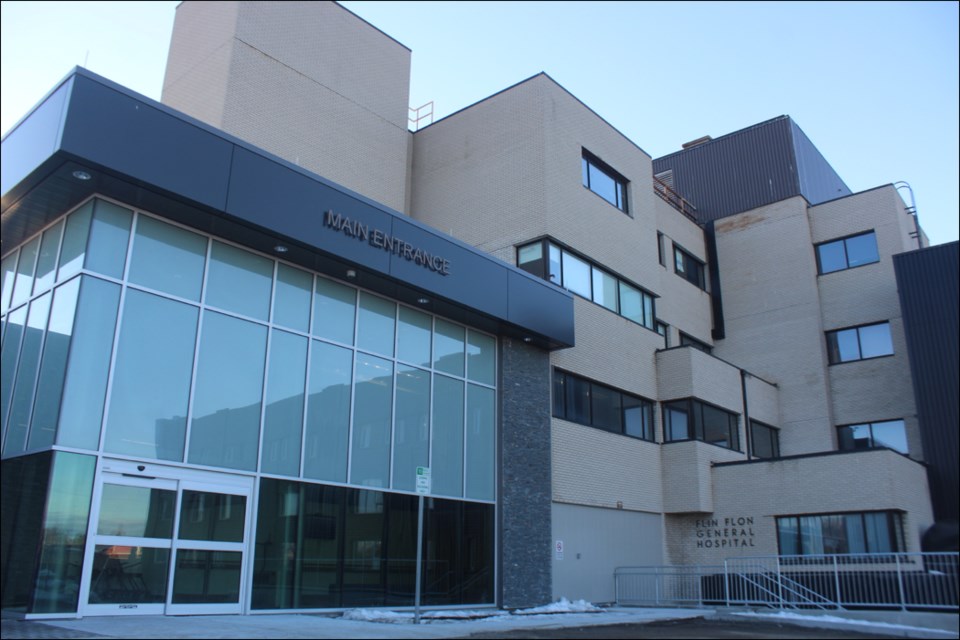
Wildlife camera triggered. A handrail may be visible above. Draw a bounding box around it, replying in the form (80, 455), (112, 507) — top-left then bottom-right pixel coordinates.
(653, 175), (700, 224)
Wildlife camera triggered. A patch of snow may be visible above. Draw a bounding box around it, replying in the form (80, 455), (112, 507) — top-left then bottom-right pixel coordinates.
(732, 610), (956, 635)
(340, 609), (412, 624)
(514, 598), (603, 615)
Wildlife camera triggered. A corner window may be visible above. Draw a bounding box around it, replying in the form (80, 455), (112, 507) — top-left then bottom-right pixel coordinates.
(826, 322), (893, 364)
(673, 244), (706, 290)
(838, 419), (907, 454)
(656, 322), (670, 347)
(663, 398), (739, 451)
(776, 511), (902, 556)
(680, 332), (712, 354)
(749, 420), (780, 459)
(518, 240), (656, 330)
(816, 231), (879, 274)
(582, 150), (628, 213)
(553, 370), (655, 442)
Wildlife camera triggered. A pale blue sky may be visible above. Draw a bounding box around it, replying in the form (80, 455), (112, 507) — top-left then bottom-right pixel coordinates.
(2, 1), (957, 244)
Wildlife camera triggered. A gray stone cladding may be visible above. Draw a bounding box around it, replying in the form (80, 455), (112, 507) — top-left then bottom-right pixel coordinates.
(498, 337), (552, 609)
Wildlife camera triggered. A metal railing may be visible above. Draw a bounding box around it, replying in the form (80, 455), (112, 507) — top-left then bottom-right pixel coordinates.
(652, 175), (699, 223)
(616, 552), (958, 612)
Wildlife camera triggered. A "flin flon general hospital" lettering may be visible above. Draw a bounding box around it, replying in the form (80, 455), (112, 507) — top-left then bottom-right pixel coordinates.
(694, 516), (756, 549)
(324, 210), (451, 276)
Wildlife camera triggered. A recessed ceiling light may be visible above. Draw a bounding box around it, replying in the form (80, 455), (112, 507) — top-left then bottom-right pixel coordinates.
(523, 337), (533, 343)
(72, 170), (92, 181)
(346, 269), (357, 279)
(417, 297), (430, 304)
(273, 245), (289, 253)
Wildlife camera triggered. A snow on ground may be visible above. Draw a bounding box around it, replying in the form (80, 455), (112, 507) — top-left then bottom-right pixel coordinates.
(732, 611), (958, 636)
(340, 598), (602, 624)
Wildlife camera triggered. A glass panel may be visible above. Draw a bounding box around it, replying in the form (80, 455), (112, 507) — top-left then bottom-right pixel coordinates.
(838, 423), (872, 450)
(313, 277), (356, 345)
(97, 484), (176, 538)
(273, 263), (312, 333)
(591, 268), (618, 312)
(171, 550), (241, 604)
(552, 371), (566, 419)
(178, 491), (246, 542)
(871, 420), (908, 454)
(701, 404), (735, 448)
(844, 514), (867, 553)
(750, 422), (777, 459)
(392, 366), (429, 492)
(84, 200), (132, 278)
(397, 307), (431, 368)
(561, 251), (591, 298)
(30, 452), (95, 613)
(189, 311), (266, 471)
(858, 323), (893, 359)
(10, 236), (40, 309)
(3, 293), (51, 457)
(32, 220), (64, 295)
(28, 279), (81, 450)
(581, 157), (589, 187)
(261, 330), (307, 476)
(1, 250), (19, 313)
(56, 277), (120, 450)
(565, 375), (590, 424)
(466, 331), (496, 386)
(618, 282), (643, 324)
(517, 242), (542, 275)
(342, 490), (386, 606)
(829, 328), (861, 363)
(623, 396), (652, 441)
(0, 452), (52, 611)
(88, 546), (170, 604)
(432, 375), (464, 497)
(643, 294), (654, 329)
(777, 517), (799, 555)
(128, 215), (207, 301)
(590, 384), (621, 433)
(547, 244), (562, 285)
(845, 232), (879, 268)
(205, 241), (273, 320)
(303, 341), (353, 482)
(384, 493), (417, 606)
(587, 162), (618, 207)
(820, 514), (847, 554)
(433, 319), (465, 376)
(56, 202), (93, 282)
(0, 305), (27, 435)
(818, 240), (847, 274)
(465, 384), (495, 501)
(462, 502), (495, 604)
(357, 293), (396, 357)
(350, 354), (393, 488)
(423, 498), (459, 605)
(799, 516), (824, 554)
(864, 512), (894, 552)
(664, 405), (689, 441)
(104, 290), (198, 462)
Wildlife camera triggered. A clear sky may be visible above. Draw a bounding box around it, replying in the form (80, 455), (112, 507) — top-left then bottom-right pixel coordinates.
(2, 1), (957, 245)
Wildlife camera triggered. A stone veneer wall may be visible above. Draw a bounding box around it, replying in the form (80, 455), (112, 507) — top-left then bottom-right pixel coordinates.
(499, 338), (552, 608)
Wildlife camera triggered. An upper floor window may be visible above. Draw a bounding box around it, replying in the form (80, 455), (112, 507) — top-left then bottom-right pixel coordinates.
(674, 244), (706, 290)
(816, 231), (879, 275)
(663, 398), (740, 451)
(750, 420), (780, 459)
(517, 239), (656, 330)
(777, 511), (902, 556)
(680, 332), (712, 354)
(826, 321), (893, 364)
(553, 369), (655, 442)
(582, 150), (628, 213)
(837, 419), (907, 454)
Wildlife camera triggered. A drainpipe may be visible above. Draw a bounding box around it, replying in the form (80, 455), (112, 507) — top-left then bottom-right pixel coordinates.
(741, 370), (751, 457)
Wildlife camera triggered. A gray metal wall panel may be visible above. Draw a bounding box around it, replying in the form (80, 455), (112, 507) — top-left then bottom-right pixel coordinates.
(894, 242), (959, 522)
(790, 121), (851, 204)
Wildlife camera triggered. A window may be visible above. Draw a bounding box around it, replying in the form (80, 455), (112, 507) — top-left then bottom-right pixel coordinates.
(663, 399), (739, 451)
(657, 232), (665, 266)
(816, 231), (879, 274)
(553, 370), (654, 442)
(518, 239), (656, 330)
(673, 244), (706, 289)
(582, 150), (628, 212)
(838, 419), (907, 454)
(750, 420), (780, 459)
(776, 511), (903, 556)
(679, 332), (712, 354)
(656, 322), (670, 347)
(826, 322), (893, 364)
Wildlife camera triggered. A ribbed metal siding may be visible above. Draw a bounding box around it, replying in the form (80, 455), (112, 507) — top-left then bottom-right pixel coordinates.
(790, 120), (851, 204)
(894, 242), (959, 522)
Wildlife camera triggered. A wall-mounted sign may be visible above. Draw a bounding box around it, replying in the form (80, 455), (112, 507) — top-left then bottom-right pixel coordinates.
(555, 540), (564, 560)
(694, 516), (756, 549)
(324, 210), (451, 276)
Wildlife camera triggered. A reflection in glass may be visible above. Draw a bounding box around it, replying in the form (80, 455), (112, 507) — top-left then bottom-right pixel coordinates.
(261, 330), (307, 476)
(561, 251), (591, 298)
(0, 305), (27, 434)
(313, 278), (355, 345)
(433, 319), (464, 376)
(845, 232), (879, 268)
(465, 385), (495, 501)
(342, 490), (386, 606)
(350, 354), (394, 488)
(466, 331), (495, 386)
(0, 452), (52, 611)
(32, 220), (64, 295)
(84, 200), (132, 279)
(591, 268), (618, 312)
(817, 240), (848, 274)
(57, 201), (93, 282)
(871, 420), (908, 453)
(172, 550), (242, 604)
(4, 293), (51, 456)
(56, 277), (120, 450)
(1, 250), (19, 313)
(104, 289), (198, 462)
(10, 236), (39, 309)
(188, 311), (266, 471)
(303, 341), (352, 482)
(205, 241), (273, 321)
(273, 263), (312, 333)
(128, 215), (207, 301)
(88, 546), (170, 604)
(97, 484), (175, 538)
(432, 375), (464, 497)
(858, 323), (893, 359)
(357, 293), (396, 357)
(619, 282), (643, 325)
(397, 307), (431, 367)
(178, 491), (246, 542)
(392, 367), (429, 491)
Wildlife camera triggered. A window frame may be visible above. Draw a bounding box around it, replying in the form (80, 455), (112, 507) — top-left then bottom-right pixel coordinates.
(815, 230), (880, 275)
(749, 419), (780, 459)
(825, 321), (894, 365)
(673, 243), (707, 290)
(776, 510), (903, 556)
(662, 397), (740, 451)
(679, 332), (712, 354)
(582, 149), (629, 213)
(552, 369), (656, 442)
(837, 419), (908, 455)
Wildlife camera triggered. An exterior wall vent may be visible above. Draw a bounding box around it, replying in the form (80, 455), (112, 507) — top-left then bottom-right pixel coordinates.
(682, 135), (713, 149)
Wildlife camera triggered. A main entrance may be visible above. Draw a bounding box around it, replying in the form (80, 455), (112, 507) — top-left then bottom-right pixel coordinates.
(78, 459), (254, 616)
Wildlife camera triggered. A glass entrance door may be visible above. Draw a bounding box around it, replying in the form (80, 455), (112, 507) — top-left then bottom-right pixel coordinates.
(80, 460), (252, 616)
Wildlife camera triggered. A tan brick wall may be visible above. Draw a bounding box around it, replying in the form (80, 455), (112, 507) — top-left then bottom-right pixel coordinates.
(745, 373), (780, 427)
(660, 441), (744, 515)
